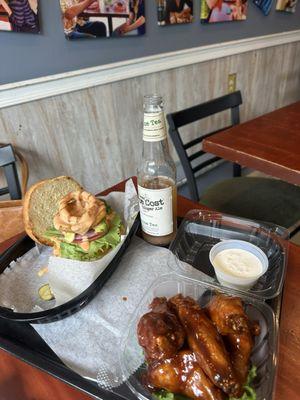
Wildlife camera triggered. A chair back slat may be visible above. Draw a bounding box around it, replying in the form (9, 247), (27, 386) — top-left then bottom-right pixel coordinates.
(184, 126), (232, 150)
(183, 136), (203, 150)
(167, 91), (242, 201)
(171, 91), (242, 129)
(188, 150), (205, 162)
(192, 156), (221, 174)
(0, 188), (9, 196)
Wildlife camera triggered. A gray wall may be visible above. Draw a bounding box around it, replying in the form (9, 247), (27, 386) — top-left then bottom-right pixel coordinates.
(0, 0), (300, 85)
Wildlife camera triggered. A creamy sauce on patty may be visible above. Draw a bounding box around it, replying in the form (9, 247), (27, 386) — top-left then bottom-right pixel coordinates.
(213, 248), (262, 278)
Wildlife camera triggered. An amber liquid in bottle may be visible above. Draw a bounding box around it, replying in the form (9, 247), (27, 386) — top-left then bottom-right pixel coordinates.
(138, 95), (177, 246)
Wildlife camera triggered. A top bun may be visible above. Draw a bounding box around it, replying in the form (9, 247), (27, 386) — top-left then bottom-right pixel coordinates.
(23, 176), (82, 246)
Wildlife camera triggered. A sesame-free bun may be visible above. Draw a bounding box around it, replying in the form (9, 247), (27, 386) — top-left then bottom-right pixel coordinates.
(23, 176), (82, 246)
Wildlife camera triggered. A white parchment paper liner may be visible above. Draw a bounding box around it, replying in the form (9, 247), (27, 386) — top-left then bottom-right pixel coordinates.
(33, 237), (174, 388)
(32, 240), (211, 389)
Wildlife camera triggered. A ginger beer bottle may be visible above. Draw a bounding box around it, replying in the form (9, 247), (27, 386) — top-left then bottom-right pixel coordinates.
(137, 95), (177, 246)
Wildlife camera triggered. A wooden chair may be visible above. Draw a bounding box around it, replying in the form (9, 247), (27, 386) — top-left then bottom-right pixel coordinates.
(167, 92), (300, 236)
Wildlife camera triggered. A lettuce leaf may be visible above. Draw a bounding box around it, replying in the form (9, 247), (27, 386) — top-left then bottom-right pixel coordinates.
(94, 220), (108, 233)
(154, 391), (189, 400)
(45, 214), (122, 261)
(154, 366), (257, 400)
(154, 391), (175, 400)
(44, 227), (63, 240)
(229, 365), (257, 400)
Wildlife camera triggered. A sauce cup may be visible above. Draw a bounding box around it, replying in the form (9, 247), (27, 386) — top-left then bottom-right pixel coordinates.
(209, 240), (269, 291)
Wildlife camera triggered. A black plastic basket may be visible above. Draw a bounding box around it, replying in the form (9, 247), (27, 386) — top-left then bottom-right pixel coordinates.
(0, 217), (140, 324)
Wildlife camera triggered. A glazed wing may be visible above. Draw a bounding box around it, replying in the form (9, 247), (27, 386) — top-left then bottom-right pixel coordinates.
(169, 295), (242, 398)
(137, 297), (185, 361)
(206, 294), (250, 334)
(206, 295), (260, 385)
(226, 332), (253, 385)
(146, 350), (225, 400)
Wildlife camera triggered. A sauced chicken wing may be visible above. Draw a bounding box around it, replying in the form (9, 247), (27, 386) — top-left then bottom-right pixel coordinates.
(169, 295), (243, 398)
(146, 350), (225, 400)
(206, 295), (260, 385)
(137, 297), (185, 361)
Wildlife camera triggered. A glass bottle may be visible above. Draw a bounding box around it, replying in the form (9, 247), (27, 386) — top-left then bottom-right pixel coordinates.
(137, 94), (177, 246)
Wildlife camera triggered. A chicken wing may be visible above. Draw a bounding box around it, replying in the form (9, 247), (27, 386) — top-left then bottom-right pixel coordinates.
(169, 294), (242, 398)
(137, 297), (185, 362)
(145, 350), (225, 400)
(206, 294), (260, 385)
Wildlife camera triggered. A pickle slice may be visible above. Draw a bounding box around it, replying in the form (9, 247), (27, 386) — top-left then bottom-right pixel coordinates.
(38, 284), (55, 301)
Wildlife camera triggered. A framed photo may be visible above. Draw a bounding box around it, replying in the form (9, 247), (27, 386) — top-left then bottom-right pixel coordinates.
(276, 0), (297, 12)
(253, 0), (273, 15)
(0, 0), (39, 33)
(157, 0), (193, 25)
(59, 0), (145, 39)
(201, 0), (247, 22)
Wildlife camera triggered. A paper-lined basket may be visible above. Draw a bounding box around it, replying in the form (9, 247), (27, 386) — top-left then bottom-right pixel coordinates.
(0, 178), (139, 323)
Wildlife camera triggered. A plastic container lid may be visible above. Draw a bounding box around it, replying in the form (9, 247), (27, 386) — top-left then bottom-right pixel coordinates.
(169, 210), (289, 300)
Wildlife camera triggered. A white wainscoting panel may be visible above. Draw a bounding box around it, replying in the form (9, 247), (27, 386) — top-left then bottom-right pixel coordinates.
(0, 30), (300, 109)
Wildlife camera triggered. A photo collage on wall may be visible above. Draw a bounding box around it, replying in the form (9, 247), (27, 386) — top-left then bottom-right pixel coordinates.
(157, 0), (193, 25)
(201, 0), (248, 22)
(59, 0), (145, 39)
(0, 0), (297, 37)
(0, 0), (39, 33)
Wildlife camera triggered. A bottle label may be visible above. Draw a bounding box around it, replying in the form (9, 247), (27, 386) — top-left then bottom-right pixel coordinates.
(143, 112), (167, 142)
(138, 185), (173, 236)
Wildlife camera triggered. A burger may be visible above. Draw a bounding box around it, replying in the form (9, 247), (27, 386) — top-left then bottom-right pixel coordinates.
(23, 176), (123, 261)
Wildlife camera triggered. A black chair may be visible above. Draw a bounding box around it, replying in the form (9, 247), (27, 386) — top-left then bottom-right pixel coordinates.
(0, 144), (28, 200)
(167, 91), (243, 202)
(167, 92), (300, 235)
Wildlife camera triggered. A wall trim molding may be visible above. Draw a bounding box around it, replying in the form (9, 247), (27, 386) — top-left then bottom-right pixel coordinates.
(1, 29), (300, 109)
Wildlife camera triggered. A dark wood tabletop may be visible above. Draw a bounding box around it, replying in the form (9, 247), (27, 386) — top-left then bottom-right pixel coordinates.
(0, 178), (299, 400)
(203, 101), (300, 185)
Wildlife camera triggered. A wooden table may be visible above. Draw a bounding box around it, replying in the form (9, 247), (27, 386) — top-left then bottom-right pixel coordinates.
(0, 179), (299, 400)
(203, 101), (300, 185)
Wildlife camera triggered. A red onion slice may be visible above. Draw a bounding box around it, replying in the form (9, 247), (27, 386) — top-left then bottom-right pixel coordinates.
(73, 229), (104, 243)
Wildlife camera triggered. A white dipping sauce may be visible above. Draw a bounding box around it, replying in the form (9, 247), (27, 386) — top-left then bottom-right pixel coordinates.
(213, 248), (263, 278)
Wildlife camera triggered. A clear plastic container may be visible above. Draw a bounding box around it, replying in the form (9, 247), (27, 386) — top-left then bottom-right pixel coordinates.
(169, 210), (289, 300)
(120, 273), (278, 400)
